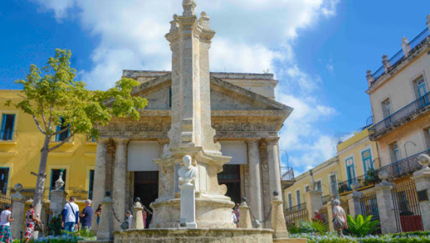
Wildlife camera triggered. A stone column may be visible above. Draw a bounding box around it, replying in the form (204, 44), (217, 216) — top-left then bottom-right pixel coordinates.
(375, 170), (397, 234)
(271, 193), (288, 239)
(238, 199), (252, 229)
(97, 192), (114, 241)
(245, 139), (263, 225)
(326, 201), (334, 232)
(347, 182), (364, 218)
(266, 138), (282, 228)
(91, 138), (109, 231)
(131, 199), (144, 230)
(11, 184), (26, 239)
(411, 154), (430, 231)
(113, 138), (128, 231)
(305, 190), (323, 221)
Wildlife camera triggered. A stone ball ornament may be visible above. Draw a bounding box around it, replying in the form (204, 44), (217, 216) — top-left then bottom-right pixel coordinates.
(378, 169), (389, 181)
(350, 181), (360, 191)
(14, 183), (23, 193)
(418, 154), (430, 169)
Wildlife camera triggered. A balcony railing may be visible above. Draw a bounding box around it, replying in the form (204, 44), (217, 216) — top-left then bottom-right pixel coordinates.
(376, 149), (430, 180)
(281, 166), (294, 181)
(369, 92), (430, 139)
(338, 171), (379, 194)
(285, 202), (306, 214)
(372, 28), (430, 83)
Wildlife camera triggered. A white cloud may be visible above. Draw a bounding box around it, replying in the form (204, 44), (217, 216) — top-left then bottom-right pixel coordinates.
(32, 0), (340, 173)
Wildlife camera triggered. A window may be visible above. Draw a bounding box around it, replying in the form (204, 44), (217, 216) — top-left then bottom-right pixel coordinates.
(88, 170), (95, 199)
(55, 117), (70, 142)
(0, 168), (9, 194)
(305, 185), (310, 192)
(389, 142), (401, 162)
(382, 99), (392, 119)
(330, 174), (337, 197)
(424, 128), (430, 149)
(169, 87), (172, 108)
(288, 193), (293, 210)
(296, 190), (301, 208)
(345, 157), (356, 187)
(1, 114), (15, 141)
(362, 149), (373, 174)
(414, 77), (428, 107)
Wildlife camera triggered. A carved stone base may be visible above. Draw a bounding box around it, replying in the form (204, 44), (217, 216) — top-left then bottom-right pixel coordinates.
(113, 228), (274, 243)
(150, 197), (235, 229)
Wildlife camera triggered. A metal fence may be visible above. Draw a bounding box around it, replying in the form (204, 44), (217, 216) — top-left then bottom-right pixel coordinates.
(372, 28), (429, 82)
(338, 172), (379, 194)
(391, 179), (423, 232)
(369, 92), (430, 139)
(376, 149), (430, 180)
(360, 193), (381, 234)
(285, 203), (308, 226)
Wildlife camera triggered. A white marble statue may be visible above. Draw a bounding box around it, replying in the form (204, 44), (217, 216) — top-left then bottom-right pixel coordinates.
(178, 155), (197, 186)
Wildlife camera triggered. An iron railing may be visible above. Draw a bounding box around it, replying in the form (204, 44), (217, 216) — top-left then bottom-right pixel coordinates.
(376, 149), (430, 180)
(392, 179), (424, 232)
(285, 203), (308, 226)
(369, 92), (430, 139)
(360, 192), (381, 234)
(281, 166), (294, 181)
(338, 173), (379, 194)
(372, 28), (429, 83)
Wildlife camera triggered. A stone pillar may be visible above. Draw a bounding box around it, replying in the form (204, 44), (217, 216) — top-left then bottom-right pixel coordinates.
(326, 201), (334, 232)
(401, 37), (411, 56)
(91, 138), (109, 231)
(50, 189), (67, 217)
(271, 193), (288, 239)
(347, 182), (364, 217)
(382, 54), (391, 73)
(411, 154), (430, 231)
(113, 138), (128, 231)
(11, 184), (26, 239)
(97, 192), (114, 241)
(131, 199), (144, 230)
(266, 138), (282, 227)
(375, 170), (397, 234)
(245, 139), (263, 225)
(179, 182), (197, 229)
(366, 70), (374, 87)
(305, 190), (323, 221)
(238, 199), (252, 229)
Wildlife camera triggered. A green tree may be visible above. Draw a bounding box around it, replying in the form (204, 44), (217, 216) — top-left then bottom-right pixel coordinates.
(7, 49), (147, 219)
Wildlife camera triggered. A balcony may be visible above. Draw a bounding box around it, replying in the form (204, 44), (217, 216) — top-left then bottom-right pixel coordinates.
(338, 171), (379, 195)
(376, 149), (430, 180)
(369, 92), (430, 140)
(371, 28), (429, 84)
(281, 166), (295, 189)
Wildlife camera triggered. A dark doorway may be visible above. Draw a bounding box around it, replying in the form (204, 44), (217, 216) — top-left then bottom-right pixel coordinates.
(218, 165), (241, 205)
(0, 168), (9, 194)
(134, 171), (158, 228)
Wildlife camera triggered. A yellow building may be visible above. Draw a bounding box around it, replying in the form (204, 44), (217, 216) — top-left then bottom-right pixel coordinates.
(0, 90), (97, 207)
(337, 128), (380, 195)
(283, 156), (341, 210)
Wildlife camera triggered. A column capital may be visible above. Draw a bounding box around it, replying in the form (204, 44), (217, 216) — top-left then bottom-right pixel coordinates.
(265, 137), (280, 145)
(113, 137), (129, 145)
(97, 137), (110, 144)
(245, 138), (260, 144)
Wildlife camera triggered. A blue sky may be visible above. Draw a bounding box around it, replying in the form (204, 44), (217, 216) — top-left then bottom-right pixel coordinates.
(1, 0), (430, 174)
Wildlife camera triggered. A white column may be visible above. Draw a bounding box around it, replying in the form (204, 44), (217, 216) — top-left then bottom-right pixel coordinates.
(305, 190), (323, 221)
(97, 192), (114, 241)
(411, 154), (430, 231)
(375, 179), (397, 234)
(91, 138), (109, 232)
(11, 185), (26, 239)
(246, 139), (263, 225)
(113, 138), (128, 231)
(267, 138), (282, 198)
(347, 183), (364, 218)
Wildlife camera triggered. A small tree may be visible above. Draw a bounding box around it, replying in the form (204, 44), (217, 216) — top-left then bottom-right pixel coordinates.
(7, 49), (147, 217)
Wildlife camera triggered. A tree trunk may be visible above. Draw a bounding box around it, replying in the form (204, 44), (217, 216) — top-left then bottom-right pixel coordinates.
(33, 135), (51, 231)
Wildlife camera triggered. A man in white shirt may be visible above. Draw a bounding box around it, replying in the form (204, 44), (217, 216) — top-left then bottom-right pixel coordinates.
(62, 196), (80, 233)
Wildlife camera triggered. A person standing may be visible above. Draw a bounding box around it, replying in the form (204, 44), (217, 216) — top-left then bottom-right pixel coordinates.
(80, 200), (93, 231)
(94, 204), (102, 226)
(62, 196), (80, 233)
(0, 205), (13, 243)
(332, 199), (348, 237)
(125, 210), (133, 230)
(24, 204), (39, 243)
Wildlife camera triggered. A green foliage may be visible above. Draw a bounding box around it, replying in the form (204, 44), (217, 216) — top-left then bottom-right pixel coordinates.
(290, 231), (430, 243)
(287, 220), (328, 234)
(346, 214), (380, 237)
(47, 214), (62, 236)
(9, 48), (147, 141)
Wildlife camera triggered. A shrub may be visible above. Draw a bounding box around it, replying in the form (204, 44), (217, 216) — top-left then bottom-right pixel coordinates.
(347, 214), (379, 237)
(287, 220), (328, 234)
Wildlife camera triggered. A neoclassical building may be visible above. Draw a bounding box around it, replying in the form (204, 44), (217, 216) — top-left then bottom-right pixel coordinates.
(91, 1), (292, 231)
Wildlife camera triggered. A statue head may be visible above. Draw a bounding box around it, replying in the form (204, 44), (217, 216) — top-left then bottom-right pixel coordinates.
(183, 155), (192, 169)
